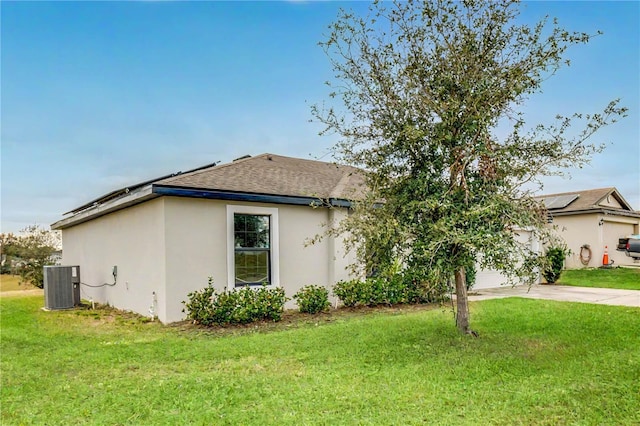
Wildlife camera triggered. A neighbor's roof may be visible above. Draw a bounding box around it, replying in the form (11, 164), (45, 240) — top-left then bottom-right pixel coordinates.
(52, 153), (366, 230)
(536, 187), (639, 217)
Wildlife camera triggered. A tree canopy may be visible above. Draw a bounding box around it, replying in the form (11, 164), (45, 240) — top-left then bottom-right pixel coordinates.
(0, 225), (61, 288)
(313, 0), (626, 333)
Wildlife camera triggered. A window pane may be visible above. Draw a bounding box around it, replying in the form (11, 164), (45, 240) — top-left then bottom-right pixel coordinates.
(246, 216), (257, 231)
(234, 214), (271, 285)
(246, 232), (258, 248)
(235, 250), (269, 285)
(256, 228), (269, 248)
(234, 214), (246, 233)
(234, 214), (269, 248)
(234, 234), (246, 248)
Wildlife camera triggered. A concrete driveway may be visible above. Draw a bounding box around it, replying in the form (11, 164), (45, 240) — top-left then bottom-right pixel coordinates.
(468, 284), (640, 307)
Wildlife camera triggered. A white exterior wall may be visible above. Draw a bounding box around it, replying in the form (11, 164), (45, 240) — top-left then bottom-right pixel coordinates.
(60, 199), (167, 320)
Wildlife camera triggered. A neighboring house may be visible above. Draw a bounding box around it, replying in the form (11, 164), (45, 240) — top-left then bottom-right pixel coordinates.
(51, 250), (62, 265)
(536, 187), (640, 269)
(455, 187), (640, 288)
(52, 154), (364, 323)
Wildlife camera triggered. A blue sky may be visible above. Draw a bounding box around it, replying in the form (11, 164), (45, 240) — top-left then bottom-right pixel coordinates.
(1, 1), (638, 233)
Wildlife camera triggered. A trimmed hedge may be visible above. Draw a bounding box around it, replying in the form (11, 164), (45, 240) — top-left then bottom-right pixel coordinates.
(183, 278), (287, 326)
(332, 275), (441, 308)
(543, 247), (567, 283)
(293, 285), (330, 314)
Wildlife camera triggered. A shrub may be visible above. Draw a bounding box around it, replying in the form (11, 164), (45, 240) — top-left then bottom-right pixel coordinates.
(332, 279), (363, 307)
(397, 270), (449, 304)
(543, 246), (567, 283)
(182, 278), (217, 326)
(293, 285), (330, 314)
(252, 285), (287, 322)
(183, 279), (287, 326)
(332, 274), (443, 308)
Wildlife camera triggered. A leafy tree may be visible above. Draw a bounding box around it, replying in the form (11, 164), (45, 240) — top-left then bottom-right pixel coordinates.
(313, 0), (626, 334)
(1, 225), (61, 288)
(0, 233), (19, 274)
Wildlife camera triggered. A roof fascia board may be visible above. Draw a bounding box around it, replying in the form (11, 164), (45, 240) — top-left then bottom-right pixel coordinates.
(64, 172), (182, 215)
(63, 161), (221, 215)
(52, 184), (357, 230)
(52, 185), (158, 230)
(329, 198), (352, 208)
(152, 185), (353, 208)
(550, 208), (640, 219)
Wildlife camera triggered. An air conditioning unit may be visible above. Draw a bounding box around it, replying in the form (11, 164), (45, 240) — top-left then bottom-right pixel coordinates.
(43, 265), (81, 310)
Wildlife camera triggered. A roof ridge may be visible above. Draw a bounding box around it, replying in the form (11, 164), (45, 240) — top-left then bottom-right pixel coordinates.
(537, 187), (615, 198)
(264, 153), (360, 170)
(538, 186), (636, 214)
(158, 153), (272, 184)
(159, 153), (358, 186)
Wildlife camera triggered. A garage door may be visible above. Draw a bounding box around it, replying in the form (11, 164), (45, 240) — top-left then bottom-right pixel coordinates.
(604, 221), (636, 266)
(473, 229), (535, 290)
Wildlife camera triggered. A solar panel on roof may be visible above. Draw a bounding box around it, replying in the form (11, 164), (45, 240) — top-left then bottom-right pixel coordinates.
(542, 194), (579, 210)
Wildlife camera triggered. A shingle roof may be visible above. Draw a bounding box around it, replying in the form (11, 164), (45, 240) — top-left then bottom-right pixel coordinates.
(535, 187), (636, 214)
(52, 153), (368, 230)
(155, 153), (366, 200)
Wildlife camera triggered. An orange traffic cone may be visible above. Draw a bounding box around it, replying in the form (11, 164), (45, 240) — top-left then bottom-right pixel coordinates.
(602, 246), (609, 266)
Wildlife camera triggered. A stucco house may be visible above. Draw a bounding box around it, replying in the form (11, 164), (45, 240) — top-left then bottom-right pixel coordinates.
(457, 187), (639, 288)
(52, 154), (364, 323)
(536, 187), (640, 269)
(52, 152), (637, 322)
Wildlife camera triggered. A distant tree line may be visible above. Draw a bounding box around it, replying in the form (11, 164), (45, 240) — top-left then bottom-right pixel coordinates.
(0, 225), (61, 288)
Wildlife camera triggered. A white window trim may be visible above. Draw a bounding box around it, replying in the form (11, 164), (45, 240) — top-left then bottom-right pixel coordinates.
(227, 205), (280, 289)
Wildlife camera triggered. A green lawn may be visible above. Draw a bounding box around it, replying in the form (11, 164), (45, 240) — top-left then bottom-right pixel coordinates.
(2, 295), (639, 425)
(0, 275), (30, 292)
(557, 267), (640, 290)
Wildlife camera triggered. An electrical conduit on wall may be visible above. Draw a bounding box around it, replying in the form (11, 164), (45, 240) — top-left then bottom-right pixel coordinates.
(149, 291), (157, 321)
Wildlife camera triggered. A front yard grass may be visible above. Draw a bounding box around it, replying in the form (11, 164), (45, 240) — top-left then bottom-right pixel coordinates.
(557, 267), (640, 290)
(1, 295), (639, 425)
(0, 275), (31, 292)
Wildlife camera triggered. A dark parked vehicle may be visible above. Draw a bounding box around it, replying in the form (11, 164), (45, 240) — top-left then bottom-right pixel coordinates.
(617, 236), (640, 260)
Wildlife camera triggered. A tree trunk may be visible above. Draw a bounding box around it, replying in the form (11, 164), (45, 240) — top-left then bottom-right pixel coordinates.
(455, 266), (471, 334)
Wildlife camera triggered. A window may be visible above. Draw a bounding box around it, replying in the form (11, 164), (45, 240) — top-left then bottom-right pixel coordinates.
(227, 205), (279, 288)
(234, 214), (270, 286)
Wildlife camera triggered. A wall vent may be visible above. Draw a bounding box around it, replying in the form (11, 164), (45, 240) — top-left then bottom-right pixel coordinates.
(44, 265), (81, 310)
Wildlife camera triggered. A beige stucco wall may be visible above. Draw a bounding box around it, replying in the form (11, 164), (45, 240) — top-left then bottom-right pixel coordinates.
(328, 208), (357, 285)
(61, 196), (358, 323)
(163, 197), (228, 322)
(552, 213), (639, 268)
(61, 198), (167, 320)
(162, 198), (354, 321)
(276, 204), (332, 298)
(600, 195), (623, 209)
